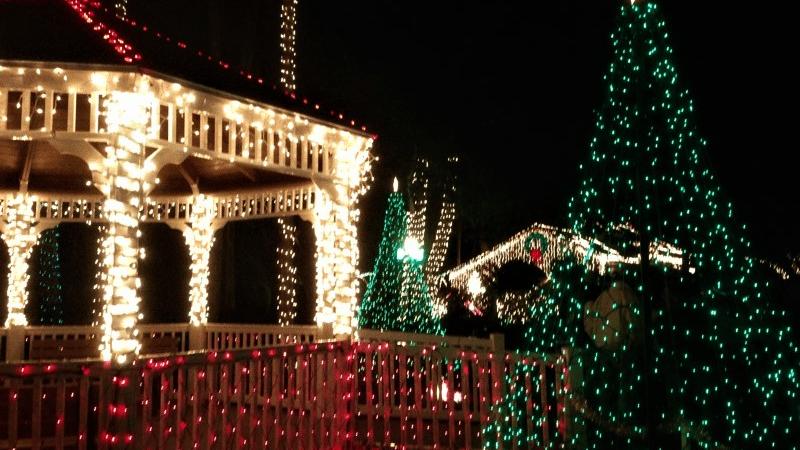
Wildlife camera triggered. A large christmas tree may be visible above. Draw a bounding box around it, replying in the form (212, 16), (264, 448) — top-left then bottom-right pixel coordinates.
(358, 181), (442, 334)
(501, 1), (798, 449)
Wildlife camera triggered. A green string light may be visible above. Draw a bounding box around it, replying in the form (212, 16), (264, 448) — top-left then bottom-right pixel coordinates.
(358, 190), (443, 335)
(38, 228), (64, 325)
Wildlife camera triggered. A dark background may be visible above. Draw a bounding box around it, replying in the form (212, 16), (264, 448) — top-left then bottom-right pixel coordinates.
(1, 0), (797, 325)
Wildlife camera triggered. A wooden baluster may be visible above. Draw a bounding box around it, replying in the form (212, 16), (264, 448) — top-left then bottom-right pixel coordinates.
(398, 347), (408, 446)
(299, 353), (310, 450)
(365, 346), (375, 448)
(78, 375), (89, 450)
(55, 377), (66, 450)
(97, 372), (108, 450)
(67, 92), (77, 132)
(8, 378), (20, 449)
(446, 359), (456, 449)
(414, 350), (425, 448)
(491, 353), (504, 448)
(431, 351), (442, 448)
(190, 368), (201, 450)
(262, 357), (272, 448)
(315, 349), (326, 449)
(206, 365), (217, 450)
(300, 139), (308, 169)
(510, 359), (519, 450)
(462, 355), (473, 450)
(540, 361), (550, 447)
(142, 369), (153, 447)
(286, 355), (295, 449)
(221, 364), (231, 449)
(32, 376), (43, 450)
(555, 359), (566, 444)
(0, 88), (7, 131)
(525, 361), (536, 446)
(478, 353), (490, 446)
(175, 368), (185, 450)
(235, 362), (245, 450)
(167, 104), (176, 143)
(274, 354), (284, 448)
(382, 346), (392, 446)
(249, 359), (259, 450)
(158, 372), (170, 450)
(44, 90), (54, 131)
(199, 114), (208, 149)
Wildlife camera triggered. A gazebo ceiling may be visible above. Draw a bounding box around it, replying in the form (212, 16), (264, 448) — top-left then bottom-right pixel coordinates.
(0, 139), (309, 198)
(149, 156), (310, 197)
(0, 140), (98, 195)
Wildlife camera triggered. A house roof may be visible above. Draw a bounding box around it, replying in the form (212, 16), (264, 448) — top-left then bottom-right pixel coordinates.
(0, 0), (371, 135)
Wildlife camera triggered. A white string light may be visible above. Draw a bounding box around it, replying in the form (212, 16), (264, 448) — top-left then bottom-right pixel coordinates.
(276, 217), (298, 326)
(443, 222), (695, 322)
(98, 89), (152, 365)
(280, 0), (298, 92)
(2, 194), (38, 327)
(184, 195), (216, 327)
(314, 136), (374, 335)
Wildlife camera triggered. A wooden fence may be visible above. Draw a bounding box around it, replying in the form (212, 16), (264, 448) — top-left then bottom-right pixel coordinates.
(0, 332), (571, 449)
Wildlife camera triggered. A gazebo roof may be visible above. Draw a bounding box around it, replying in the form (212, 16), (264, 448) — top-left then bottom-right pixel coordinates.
(0, 0), (370, 134)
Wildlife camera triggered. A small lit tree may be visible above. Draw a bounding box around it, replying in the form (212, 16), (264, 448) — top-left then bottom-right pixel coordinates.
(358, 180), (442, 334)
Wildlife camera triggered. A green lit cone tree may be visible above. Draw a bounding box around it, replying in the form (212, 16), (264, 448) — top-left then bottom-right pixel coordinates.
(358, 186), (443, 334)
(487, 1), (799, 448)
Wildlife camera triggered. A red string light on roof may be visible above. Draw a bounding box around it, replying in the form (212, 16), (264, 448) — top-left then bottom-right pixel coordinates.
(73, 0), (373, 135)
(63, 0), (141, 63)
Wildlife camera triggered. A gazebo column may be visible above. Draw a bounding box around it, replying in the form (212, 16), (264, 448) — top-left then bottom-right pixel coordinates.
(96, 91), (150, 365)
(2, 194), (38, 360)
(313, 138), (373, 336)
(313, 192), (359, 335)
(182, 195), (217, 350)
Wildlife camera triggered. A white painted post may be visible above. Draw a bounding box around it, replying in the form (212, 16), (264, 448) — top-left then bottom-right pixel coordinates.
(184, 195), (217, 348)
(2, 193), (40, 361)
(97, 90), (150, 365)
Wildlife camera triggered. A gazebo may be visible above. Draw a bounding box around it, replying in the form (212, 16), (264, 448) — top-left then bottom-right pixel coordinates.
(0, 0), (373, 364)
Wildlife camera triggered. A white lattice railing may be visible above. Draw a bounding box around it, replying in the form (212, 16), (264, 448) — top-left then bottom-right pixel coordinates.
(0, 63), (358, 179)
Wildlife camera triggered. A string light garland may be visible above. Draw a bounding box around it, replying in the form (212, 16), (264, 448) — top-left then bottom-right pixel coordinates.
(424, 156), (458, 312)
(276, 217), (298, 326)
(114, 0), (127, 19)
(91, 225), (108, 327)
(98, 89), (152, 364)
(493, 2), (800, 448)
(280, 0), (298, 92)
(2, 194), (38, 327)
(63, 0), (142, 63)
(184, 195), (216, 327)
(407, 158), (429, 245)
(37, 228), (65, 325)
(314, 135), (374, 335)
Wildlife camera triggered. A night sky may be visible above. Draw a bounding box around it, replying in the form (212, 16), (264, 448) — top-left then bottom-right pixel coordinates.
(1, 0), (797, 324)
(292, 1), (798, 265)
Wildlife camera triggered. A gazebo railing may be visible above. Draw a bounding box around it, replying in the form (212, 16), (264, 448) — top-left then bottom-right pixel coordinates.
(1, 323), (322, 362)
